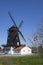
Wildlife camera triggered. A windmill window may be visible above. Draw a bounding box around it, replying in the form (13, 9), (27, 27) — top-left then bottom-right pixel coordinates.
(17, 42), (19, 46)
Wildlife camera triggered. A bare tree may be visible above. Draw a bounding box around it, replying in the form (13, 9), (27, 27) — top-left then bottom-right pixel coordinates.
(37, 20), (43, 56)
(37, 20), (43, 43)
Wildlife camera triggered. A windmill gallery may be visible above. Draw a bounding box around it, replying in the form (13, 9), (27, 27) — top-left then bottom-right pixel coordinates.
(0, 12), (32, 55)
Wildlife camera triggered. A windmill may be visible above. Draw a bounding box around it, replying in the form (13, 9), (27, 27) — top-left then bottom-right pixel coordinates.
(2, 12), (26, 47)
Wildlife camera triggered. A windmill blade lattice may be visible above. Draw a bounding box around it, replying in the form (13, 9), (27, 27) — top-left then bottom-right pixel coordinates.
(8, 11), (26, 42)
(18, 20), (23, 29)
(19, 31), (26, 42)
(8, 12), (17, 27)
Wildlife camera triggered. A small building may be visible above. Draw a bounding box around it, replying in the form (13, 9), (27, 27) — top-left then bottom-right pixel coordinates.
(14, 46), (32, 55)
(0, 45), (32, 55)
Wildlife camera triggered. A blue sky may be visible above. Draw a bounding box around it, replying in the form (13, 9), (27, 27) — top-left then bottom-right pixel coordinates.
(0, 0), (43, 47)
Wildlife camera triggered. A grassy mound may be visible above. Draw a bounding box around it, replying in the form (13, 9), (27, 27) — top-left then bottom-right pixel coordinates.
(0, 55), (43, 65)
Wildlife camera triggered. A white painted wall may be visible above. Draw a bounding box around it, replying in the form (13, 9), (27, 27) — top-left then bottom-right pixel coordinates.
(20, 46), (32, 55)
(8, 47), (14, 55)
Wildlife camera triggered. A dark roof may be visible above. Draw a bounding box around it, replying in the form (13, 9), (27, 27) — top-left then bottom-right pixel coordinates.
(14, 45), (25, 51)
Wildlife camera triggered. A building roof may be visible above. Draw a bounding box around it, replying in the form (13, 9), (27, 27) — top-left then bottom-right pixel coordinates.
(14, 45), (25, 51)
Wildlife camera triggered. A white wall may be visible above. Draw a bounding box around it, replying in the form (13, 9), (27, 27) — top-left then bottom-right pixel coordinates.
(20, 46), (32, 55)
(8, 47), (14, 55)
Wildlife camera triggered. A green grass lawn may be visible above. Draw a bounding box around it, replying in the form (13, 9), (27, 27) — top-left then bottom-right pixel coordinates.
(0, 55), (43, 65)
